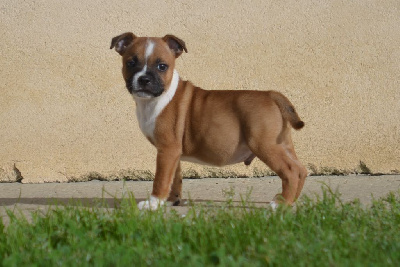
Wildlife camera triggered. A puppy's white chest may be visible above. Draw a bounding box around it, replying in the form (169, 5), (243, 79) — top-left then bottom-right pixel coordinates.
(135, 102), (158, 139)
(134, 70), (179, 140)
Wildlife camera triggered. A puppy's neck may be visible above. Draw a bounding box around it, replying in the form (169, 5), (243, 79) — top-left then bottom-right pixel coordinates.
(134, 69), (179, 140)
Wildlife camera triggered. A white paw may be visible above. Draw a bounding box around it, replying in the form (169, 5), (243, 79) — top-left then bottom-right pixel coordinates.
(269, 200), (278, 210)
(138, 196), (165, 210)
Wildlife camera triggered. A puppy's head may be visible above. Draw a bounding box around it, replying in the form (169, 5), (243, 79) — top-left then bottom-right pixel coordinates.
(110, 33), (187, 99)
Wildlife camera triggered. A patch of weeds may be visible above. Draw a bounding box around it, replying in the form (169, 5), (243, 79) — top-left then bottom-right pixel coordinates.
(203, 167), (247, 178)
(307, 163), (319, 175)
(252, 167), (275, 177)
(221, 186), (236, 205)
(391, 169), (400, 174)
(308, 161), (392, 176)
(0, 164), (24, 183)
(182, 168), (202, 179)
(67, 169), (154, 182)
(308, 163), (349, 176)
(67, 171), (105, 182)
(111, 169), (154, 181)
(358, 161), (371, 175)
(356, 161), (384, 176)
(321, 167), (349, 176)
(184, 167), (260, 179)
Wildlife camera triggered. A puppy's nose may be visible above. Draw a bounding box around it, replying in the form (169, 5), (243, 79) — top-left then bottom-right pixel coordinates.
(138, 76), (151, 86)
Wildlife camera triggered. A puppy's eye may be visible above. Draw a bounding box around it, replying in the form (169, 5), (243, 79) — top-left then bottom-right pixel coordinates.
(157, 63), (168, 72)
(127, 59), (136, 68)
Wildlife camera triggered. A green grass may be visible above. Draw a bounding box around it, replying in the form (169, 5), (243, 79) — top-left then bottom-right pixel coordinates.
(1, 188), (399, 266)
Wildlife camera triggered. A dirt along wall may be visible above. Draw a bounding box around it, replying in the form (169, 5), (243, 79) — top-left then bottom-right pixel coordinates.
(1, 0), (399, 183)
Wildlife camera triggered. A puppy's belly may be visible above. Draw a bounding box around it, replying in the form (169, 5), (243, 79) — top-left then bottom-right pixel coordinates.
(180, 156), (213, 166)
(181, 143), (253, 166)
(226, 143), (254, 165)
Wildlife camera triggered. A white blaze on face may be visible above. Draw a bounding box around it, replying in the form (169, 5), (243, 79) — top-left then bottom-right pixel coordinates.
(132, 39), (155, 91)
(145, 40), (155, 59)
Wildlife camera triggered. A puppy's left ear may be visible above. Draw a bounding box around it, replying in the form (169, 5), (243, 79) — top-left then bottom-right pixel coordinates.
(110, 32), (137, 55)
(162, 34), (188, 58)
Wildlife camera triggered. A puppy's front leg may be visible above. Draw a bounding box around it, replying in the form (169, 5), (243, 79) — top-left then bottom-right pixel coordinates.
(167, 162), (183, 206)
(138, 149), (181, 210)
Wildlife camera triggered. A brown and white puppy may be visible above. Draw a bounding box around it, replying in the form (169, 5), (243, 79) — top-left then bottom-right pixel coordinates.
(110, 32), (308, 210)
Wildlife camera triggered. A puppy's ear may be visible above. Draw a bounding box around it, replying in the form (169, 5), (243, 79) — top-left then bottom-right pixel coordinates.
(162, 34), (188, 58)
(110, 32), (137, 55)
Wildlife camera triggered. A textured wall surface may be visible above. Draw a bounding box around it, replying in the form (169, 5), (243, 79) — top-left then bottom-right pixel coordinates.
(1, 0), (399, 182)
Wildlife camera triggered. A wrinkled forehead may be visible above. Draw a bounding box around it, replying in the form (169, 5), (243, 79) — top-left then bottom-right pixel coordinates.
(125, 37), (174, 61)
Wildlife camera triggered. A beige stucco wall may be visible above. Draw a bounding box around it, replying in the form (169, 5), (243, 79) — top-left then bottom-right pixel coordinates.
(1, 0), (399, 182)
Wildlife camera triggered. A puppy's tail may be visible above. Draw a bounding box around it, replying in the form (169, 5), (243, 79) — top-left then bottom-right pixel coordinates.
(269, 91), (305, 130)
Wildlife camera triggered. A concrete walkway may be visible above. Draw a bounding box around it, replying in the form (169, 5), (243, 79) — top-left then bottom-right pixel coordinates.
(1, 175), (399, 225)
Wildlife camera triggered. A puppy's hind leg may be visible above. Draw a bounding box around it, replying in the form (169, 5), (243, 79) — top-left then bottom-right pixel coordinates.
(281, 132), (308, 201)
(250, 142), (301, 205)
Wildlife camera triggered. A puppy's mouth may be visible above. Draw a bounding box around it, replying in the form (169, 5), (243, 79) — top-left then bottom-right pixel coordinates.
(133, 88), (163, 98)
(126, 74), (164, 98)
(126, 81), (164, 98)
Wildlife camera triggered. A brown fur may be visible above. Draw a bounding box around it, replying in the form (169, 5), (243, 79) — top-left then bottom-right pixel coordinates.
(153, 82), (307, 204)
(111, 33), (307, 206)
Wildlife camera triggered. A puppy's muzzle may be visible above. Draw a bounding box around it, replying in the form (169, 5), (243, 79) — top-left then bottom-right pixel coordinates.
(132, 73), (164, 98)
(138, 75), (151, 86)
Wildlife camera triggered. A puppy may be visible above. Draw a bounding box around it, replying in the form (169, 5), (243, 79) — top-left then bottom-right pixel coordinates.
(110, 32), (307, 210)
